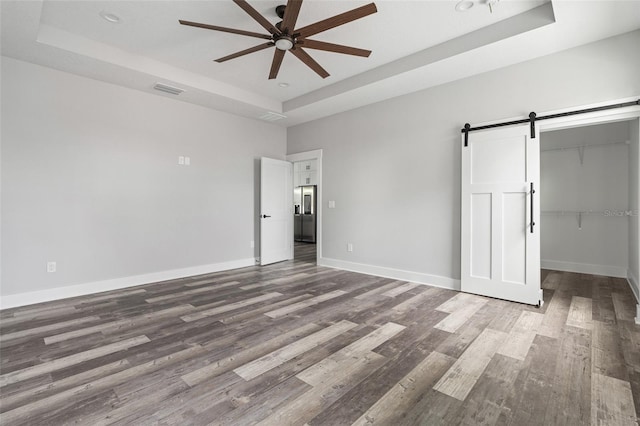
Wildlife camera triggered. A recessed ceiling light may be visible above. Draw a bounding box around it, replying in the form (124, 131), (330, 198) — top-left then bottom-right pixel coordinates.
(278, 82), (289, 88)
(99, 11), (121, 23)
(455, 1), (474, 12)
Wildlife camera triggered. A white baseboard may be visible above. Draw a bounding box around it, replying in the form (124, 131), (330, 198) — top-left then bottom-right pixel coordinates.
(541, 260), (628, 278)
(627, 269), (640, 325)
(318, 257), (461, 291)
(0, 258), (255, 310)
(628, 269), (640, 302)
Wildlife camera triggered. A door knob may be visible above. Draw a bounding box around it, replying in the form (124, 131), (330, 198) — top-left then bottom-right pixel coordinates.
(262, 214), (271, 218)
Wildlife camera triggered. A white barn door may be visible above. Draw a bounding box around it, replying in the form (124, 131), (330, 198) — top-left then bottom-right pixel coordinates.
(461, 124), (541, 305)
(260, 157), (293, 265)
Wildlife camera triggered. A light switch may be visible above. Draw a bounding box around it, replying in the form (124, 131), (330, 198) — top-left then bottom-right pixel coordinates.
(178, 156), (185, 165)
(328, 201), (336, 208)
(185, 157), (191, 166)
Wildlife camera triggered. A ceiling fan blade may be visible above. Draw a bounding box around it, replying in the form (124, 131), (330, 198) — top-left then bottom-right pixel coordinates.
(233, 0), (281, 36)
(179, 20), (271, 40)
(269, 49), (286, 80)
(215, 42), (274, 63)
(297, 39), (371, 57)
(290, 47), (329, 79)
(295, 3), (377, 38)
(280, 0), (303, 35)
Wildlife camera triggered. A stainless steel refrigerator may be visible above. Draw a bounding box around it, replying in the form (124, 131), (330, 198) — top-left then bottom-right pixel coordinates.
(294, 185), (316, 243)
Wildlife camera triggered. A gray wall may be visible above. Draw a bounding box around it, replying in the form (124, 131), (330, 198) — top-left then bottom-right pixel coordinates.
(287, 30), (640, 283)
(629, 119), (640, 301)
(540, 122), (629, 274)
(1, 57), (286, 297)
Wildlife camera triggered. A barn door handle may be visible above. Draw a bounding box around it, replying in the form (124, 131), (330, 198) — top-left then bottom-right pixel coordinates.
(530, 183), (535, 233)
(261, 214), (271, 218)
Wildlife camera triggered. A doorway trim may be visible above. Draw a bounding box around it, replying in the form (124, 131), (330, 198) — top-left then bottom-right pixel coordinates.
(287, 149), (323, 264)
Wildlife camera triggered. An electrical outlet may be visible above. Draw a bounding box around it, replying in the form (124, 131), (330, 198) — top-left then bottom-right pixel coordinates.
(347, 243), (353, 252)
(47, 261), (57, 273)
(328, 201), (336, 209)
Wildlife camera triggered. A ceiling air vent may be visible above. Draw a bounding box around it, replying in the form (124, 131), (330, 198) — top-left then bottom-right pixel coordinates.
(259, 111), (287, 122)
(153, 83), (184, 95)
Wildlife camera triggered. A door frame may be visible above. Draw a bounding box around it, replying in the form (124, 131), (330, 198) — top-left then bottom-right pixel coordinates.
(287, 149), (323, 264)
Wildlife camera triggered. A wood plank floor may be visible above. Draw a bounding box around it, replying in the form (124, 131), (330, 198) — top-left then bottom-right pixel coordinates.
(1, 251), (639, 425)
(294, 241), (316, 264)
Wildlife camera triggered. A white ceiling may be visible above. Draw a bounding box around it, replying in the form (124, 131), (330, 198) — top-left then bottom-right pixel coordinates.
(2, 1), (640, 127)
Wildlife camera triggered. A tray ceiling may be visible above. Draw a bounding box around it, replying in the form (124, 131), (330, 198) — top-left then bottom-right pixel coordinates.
(2, 1), (640, 126)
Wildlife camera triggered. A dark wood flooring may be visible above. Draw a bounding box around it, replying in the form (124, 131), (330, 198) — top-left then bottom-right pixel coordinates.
(0, 255), (638, 425)
(294, 241), (316, 264)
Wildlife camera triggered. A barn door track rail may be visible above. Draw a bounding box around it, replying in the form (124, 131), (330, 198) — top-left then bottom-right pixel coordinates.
(461, 99), (640, 147)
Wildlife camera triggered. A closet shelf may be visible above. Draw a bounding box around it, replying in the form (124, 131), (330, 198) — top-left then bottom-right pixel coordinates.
(541, 209), (633, 230)
(540, 141), (629, 164)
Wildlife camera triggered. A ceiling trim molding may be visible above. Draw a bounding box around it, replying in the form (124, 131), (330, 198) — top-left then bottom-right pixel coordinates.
(284, 2), (556, 113)
(36, 24), (282, 113)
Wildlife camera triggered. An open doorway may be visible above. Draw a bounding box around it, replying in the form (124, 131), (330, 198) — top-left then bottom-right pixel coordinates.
(538, 114), (639, 323)
(287, 149), (323, 266)
(540, 120), (634, 278)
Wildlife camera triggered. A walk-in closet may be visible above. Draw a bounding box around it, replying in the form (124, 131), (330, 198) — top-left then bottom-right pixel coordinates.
(540, 119), (639, 280)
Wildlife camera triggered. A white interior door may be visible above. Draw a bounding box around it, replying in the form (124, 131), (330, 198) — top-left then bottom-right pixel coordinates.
(260, 157), (293, 265)
(461, 124), (541, 305)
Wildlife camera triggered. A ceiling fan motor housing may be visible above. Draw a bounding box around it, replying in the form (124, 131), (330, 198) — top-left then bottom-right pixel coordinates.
(275, 5), (287, 19)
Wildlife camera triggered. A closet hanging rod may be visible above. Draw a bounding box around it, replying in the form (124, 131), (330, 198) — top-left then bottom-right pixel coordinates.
(540, 141), (629, 153)
(541, 210), (633, 216)
(460, 99), (640, 146)
(542, 209), (633, 230)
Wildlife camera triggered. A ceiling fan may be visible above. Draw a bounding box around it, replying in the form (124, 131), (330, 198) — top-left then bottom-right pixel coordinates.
(179, 0), (377, 79)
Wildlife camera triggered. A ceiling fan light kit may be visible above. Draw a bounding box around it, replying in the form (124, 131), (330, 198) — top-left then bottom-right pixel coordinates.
(275, 36), (294, 51)
(179, 0), (377, 80)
